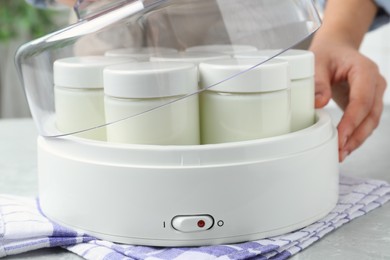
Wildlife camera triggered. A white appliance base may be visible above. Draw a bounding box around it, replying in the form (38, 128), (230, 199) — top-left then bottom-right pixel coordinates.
(38, 110), (339, 247)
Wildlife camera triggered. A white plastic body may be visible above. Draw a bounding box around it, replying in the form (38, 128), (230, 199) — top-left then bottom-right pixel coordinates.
(291, 77), (315, 132)
(38, 110), (339, 247)
(105, 95), (200, 145)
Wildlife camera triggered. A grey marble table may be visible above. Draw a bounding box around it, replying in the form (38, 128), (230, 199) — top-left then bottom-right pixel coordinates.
(1, 107), (389, 259)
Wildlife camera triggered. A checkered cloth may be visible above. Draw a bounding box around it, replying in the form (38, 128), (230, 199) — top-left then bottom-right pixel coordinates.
(1, 174), (389, 259)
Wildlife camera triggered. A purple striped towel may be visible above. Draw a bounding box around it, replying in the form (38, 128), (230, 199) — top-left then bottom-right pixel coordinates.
(1, 174), (390, 259)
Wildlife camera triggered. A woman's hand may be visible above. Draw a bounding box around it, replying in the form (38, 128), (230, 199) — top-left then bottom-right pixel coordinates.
(310, 38), (386, 162)
(309, 0), (387, 162)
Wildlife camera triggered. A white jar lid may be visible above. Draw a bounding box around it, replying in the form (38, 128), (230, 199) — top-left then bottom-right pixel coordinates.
(186, 44), (258, 55)
(150, 51), (230, 64)
(235, 49), (314, 80)
(199, 58), (289, 93)
(104, 61), (198, 98)
(105, 47), (178, 61)
(54, 56), (135, 89)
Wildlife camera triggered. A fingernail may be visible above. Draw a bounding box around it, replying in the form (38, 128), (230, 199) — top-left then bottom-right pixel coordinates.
(341, 137), (348, 149)
(341, 150), (349, 162)
(315, 93), (324, 108)
(315, 93), (323, 100)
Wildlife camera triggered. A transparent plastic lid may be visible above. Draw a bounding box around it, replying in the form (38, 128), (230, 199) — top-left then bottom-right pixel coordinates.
(16, 0), (321, 138)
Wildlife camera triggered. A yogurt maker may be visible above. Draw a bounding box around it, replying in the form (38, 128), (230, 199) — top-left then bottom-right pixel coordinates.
(16, 0), (339, 247)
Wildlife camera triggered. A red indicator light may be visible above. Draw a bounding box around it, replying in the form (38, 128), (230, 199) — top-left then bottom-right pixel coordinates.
(197, 220), (206, 228)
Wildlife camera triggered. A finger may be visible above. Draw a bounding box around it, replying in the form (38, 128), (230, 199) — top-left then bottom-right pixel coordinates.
(336, 61), (378, 154)
(314, 64), (332, 108)
(341, 75), (387, 161)
(331, 81), (350, 110)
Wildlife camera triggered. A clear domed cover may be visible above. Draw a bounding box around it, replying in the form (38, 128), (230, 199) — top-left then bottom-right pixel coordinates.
(16, 0), (321, 139)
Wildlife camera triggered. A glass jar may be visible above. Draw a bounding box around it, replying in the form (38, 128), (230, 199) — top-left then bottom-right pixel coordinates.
(236, 49), (315, 131)
(199, 58), (290, 144)
(103, 61), (200, 145)
(54, 56), (135, 140)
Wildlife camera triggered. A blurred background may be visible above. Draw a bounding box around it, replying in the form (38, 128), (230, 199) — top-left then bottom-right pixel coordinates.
(0, 0), (69, 118)
(0, 1), (389, 118)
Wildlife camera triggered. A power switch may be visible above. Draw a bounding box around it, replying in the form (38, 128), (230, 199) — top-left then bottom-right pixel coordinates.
(171, 215), (214, 232)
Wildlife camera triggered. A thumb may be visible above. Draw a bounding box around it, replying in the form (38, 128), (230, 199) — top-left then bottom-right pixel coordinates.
(314, 67), (332, 108)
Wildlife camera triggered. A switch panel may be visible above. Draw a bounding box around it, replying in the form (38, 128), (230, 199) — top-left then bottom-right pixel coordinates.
(171, 215), (214, 232)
